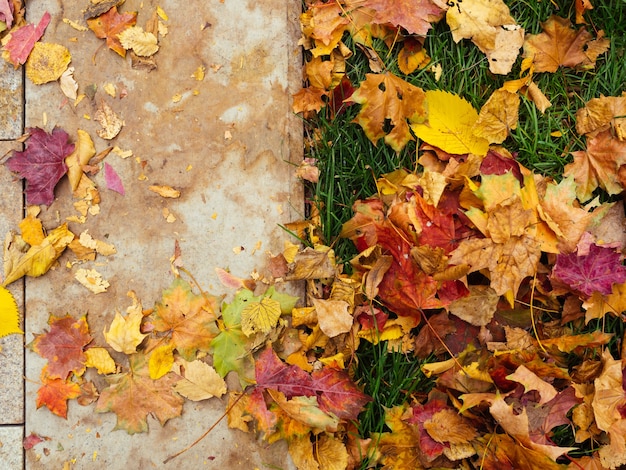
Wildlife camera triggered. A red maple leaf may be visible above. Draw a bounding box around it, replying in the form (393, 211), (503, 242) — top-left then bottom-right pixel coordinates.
(413, 192), (459, 253)
(255, 347), (315, 398)
(6, 127), (73, 206)
(2, 11), (50, 67)
(87, 6), (137, 57)
(312, 367), (372, 420)
(552, 243), (626, 297)
(479, 149), (524, 186)
(360, 0), (444, 35)
(407, 399), (448, 460)
(32, 315), (92, 379)
(36, 366), (81, 419)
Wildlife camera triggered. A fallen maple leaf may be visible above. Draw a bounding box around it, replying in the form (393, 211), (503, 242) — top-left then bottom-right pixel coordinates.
(36, 366), (81, 419)
(300, 1), (349, 56)
(576, 94), (626, 139)
(87, 6), (137, 57)
(2, 11), (50, 67)
(446, 0), (524, 74)
(358, 0), (445, 36)
(411, 90), (490, 156)
(370, 405), (423, 468)
(312, 367), (372, 420)
(552, 243), (626, 297)
(32, 315), (92, 380)
(149, 278), (219, 361)
(351, 72), (427, 152)
(95, 353), (184, 434)
(523, 15), (609, 73)
(5, 127), (74, 206)
(0, 0), (13, 29)
(103, 292), (148, 354)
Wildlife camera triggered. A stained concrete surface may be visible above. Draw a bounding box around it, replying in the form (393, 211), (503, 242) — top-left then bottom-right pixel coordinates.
(1, 0), (302, 468)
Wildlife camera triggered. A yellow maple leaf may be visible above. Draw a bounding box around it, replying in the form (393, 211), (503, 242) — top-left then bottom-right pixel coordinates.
(411, 90), (489, 156)
(25, 42), (71, 84)
(351, 72), (427, 152)
(3, 223), (74, 286)
(103, 293), (148, 354)
(85, 347), (116, 374)
(241, 296), (281, 337)
(0, 286), (22, 338)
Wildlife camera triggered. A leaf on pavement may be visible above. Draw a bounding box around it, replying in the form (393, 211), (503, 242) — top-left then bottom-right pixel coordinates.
(65, 129), (95, 192)
(104, 162), (125, 195)
(552, 243), (626, 297)
(351, 72), (427, 152)
(522, 15), (609, 73)
(94, 100), (124, 140)
(2, 11), (50, 67)
(87, 6), (137, 57)
(5, 127), (74, 206)
(0, 286), (22, 337)
(32, 314), (92, 380)
(84, 347), (116, 375)
(411, 90), (490, 156)
(103, 292), (148, 354)
(36, 366), (81, 419)
(172, 359), (227, 401)
(0, 0), (13, 30)
(149, 277), (218, 361)
(95, 353), (184, 434)
(3, 223), (75, 286)
(148, 343), (175, 380)
(118, 26), (158, 57)
(446, 0), (524, 74)
(25, 42), (71, 84)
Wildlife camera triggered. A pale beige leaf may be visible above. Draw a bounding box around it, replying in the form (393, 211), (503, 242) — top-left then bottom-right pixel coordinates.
(94, 100), (124, 140)
(173, 359), (227, 401)
(65, 130), (95, 191)
(118, 26), (159, 56)
(59, 67), (78, 100)
(423, 408), (478, 444)
(75, 268), (109, 293)
(312, 298), (353, 338)
(448, 285), (499, 326)
(506, 365), (557, 404)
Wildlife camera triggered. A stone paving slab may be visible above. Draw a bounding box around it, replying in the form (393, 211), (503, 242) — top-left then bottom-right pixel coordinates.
(1, 0), (303, 468)
(0, 60), (23, 140)
(0, 426), (24, 469)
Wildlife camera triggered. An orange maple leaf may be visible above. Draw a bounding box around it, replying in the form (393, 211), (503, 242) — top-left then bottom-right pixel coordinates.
(522, 15), (609, 73)
(351, 72), (426, 152)
(87, 6), (137, 57)
(564, 129), (626, 201)
(356, 0), (445, 36)
(36, 366), (81, 419)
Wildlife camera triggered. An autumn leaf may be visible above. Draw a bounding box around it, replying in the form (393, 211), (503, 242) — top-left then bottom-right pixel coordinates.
(312, 367), (372, 420)
(506, 365), (557, 405)
(2, 11), (50, 67)
(104, 162), (125, 195)
(446, 0), (524, 74)
(65, 130), (95, 192)
(3, 223), (74, 287)
(312, 298), (353, 338)
(527, 387), (581, 445)
(32, 315), (92, 380)
(358, 0), (445, 36)
(575, 95), (626, 139)
(103, 292), (148, 354)
(149, 277), (218, 361)
(473, 89), (520, 143)
(448, 285), (499, 327)
(117, 26), (158, 57)
(241, 295), (282, 337)
(0, 286), (22, 338)
(351, 72), (427, 152)
(0, 0), (13, 29)
(36, 366), (81, 419)
(84, 347), (116, 375)
(25, 42), (71, 85)
(95, 353), (184, 434)
(370, 405), (423, 469)
(5, 127), (74, 206)
(299, 1), (349, 56)
(523, 15), (609, 73)
(87, 6), (137, 57)
(552, 243), (626, 297)
(173, 359), (227, 401)
(148, 343), (175, 380)
(411, 90), (490, 156)
(94, 100), (124, 140)
(255, 346), (316, 398)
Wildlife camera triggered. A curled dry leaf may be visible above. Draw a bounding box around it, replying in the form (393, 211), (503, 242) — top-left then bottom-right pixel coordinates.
(118, 26), (159, 57)
(148, 185), (180, 198)
(94, 100), (124, 140)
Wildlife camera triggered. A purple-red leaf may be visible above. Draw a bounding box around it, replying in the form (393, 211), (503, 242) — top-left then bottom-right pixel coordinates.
(0, 0), (14, 29)
(552, 243), (626, 297)
(255, 347), (315, 398)
(312, 367), (372, 420)
(6, 127), (73, 205)
(104, 162), (125, 195)
(2, 12), (51, 67)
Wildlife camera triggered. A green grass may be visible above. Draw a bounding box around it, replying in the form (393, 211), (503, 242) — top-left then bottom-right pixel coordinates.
(303, 0), (626, 464)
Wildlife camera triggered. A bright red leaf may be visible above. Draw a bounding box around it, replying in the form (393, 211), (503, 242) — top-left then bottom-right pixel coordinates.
(6, 127), (73, 206)
(32, 315), (92, 380)
(552, 243), (626, 297)
(2, 11), (50, 67)
(36, 366), (81, 419)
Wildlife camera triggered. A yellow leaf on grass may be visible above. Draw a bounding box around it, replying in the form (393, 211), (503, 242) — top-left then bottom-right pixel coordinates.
(85, 347), (116, 374)
(0, 286), (22, 338)
(118, 26), (159, 57)
(3, 224), (74, 286)
(411, 90), (490, 156)
(25, 42), (71, 85)
(173, 359), (227, 401)
(65, 130), (96, 191)
(474, 89), (520, 143)
(103, 293), (148, 354)
(149, 343), (175, 380)
(241, 296), (281, 337)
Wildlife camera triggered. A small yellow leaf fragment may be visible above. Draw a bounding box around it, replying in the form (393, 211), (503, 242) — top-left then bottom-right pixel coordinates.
(78, 230), (116, 256)
(162, 208), (177, 223)
(63, 18), (88, 31)
(75, 268), (110, 294)
(0, 286), (22, 338)
(103, 83), (116, 97)
(224, 130), (232, 140)
(118, 26), (159, 57)
(191, 66), (205, 81)
(84, 347), (116, 374)
(112, 146), (133, 159)
(149, 185), (181, 198)
(551, 130), (563, 137)
(149, 343), (175, 380)
(172, 93), (182, 103)
(156, 6), (169, 21)
(83, 114), (91, 120)
(211, 212), (217, 220)
(26, 42), (71, 85)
